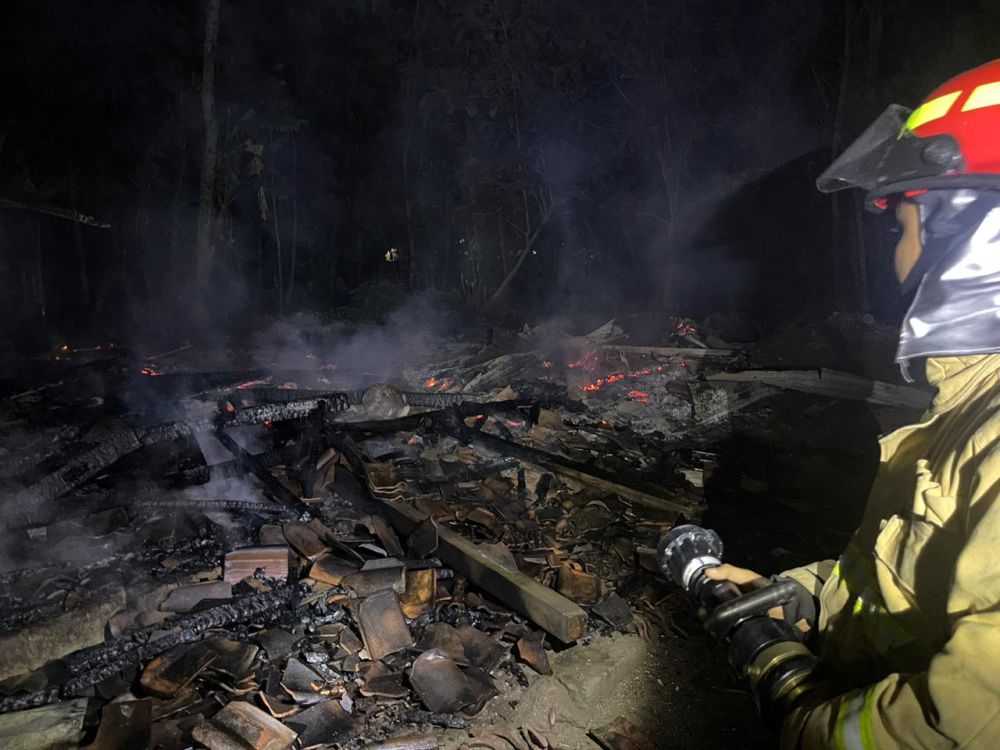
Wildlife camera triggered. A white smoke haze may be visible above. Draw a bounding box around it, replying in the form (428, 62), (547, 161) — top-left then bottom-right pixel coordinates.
(249, 292), (461, 388)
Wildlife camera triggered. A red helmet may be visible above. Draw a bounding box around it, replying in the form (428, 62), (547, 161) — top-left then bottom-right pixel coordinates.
(818, 58), (1000, 210)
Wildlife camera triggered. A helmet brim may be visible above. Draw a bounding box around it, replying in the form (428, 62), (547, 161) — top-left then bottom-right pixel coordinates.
(817, 104), (965, 203)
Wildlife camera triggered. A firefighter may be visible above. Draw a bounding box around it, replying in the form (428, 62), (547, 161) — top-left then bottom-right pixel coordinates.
(705, 58), (1000, 748)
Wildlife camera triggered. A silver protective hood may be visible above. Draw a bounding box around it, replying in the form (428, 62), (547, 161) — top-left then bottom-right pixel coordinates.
(897, 190), (1000, 379)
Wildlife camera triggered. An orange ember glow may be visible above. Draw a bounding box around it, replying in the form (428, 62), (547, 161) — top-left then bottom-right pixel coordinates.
(279, 382), (298, 389)
(225, 402), (236, 413)
(236, 378), (270, 390)
(140, 364), (162, 377)
(578, 364), (667, 394)
(263, 420), (272, 428)
(628, 390), (650, 403)
(543, 360), (555, 369)
(566, 348), (599, 372)
(423, 376), (454, 392)
(506, 419), (525, 427)
(675, 320), (698, 337)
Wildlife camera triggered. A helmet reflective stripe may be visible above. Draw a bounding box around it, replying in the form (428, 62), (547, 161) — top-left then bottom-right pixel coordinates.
(963, 81), (1000, 112)
(905, 90), (963, 132)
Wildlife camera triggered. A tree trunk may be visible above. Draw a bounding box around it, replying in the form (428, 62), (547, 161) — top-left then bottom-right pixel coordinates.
(287, 135), (298, 307)
(35, 217), (46, 323)
(168, 98), (189, 303)
(271, 191), (283, 316)
(69, 181), (91, 306)
(485, 189), (548, 310)
(193, 0), (222, 319)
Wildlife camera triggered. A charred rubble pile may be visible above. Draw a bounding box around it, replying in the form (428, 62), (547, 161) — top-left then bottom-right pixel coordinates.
(0, 318), (930, 749)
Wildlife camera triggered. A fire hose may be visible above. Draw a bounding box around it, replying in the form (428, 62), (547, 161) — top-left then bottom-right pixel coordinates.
(657, 525), (824, 722)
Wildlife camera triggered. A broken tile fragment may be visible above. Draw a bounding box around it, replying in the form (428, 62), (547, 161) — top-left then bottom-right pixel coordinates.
(360, 672), (408, 698)
(399, 568), (437, 618)
(258, 524), (286, 546)
(516, 633), (552, 676)
(338, 626), (364, 655)
(251, 629), (299, 661)
(202, 638), (260, 680)
(285, 699), (357, 749)
(281, 658), (326, 694)
(415, 622), (468, 664)
(592, 593), (633, 630)
(308, 553), (358, 585)
(357, 589), (413, 660)
(141, 644), (217, 698)
(408, 649), (478, 714)
(342, 566), (406, 596)
(282, 522), (328, 560)
(224, 546), (290, 584)
(406, 517), (439, 558)
(192, 701), (296, 750)
(160, 581), (233, 613)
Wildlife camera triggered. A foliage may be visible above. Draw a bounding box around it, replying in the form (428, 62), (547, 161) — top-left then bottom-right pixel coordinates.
(2, 0), (1000, 339)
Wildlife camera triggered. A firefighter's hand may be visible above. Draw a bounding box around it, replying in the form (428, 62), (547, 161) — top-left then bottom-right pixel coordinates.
(703, 564), (784, 620)
(703, 563), (770, 592)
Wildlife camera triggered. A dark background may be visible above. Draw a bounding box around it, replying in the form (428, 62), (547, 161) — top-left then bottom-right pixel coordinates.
(1, 0), (997, 349)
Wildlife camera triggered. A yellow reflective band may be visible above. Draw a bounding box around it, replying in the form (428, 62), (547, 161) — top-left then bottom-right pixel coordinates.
(905, 91), (962, 131)
(859, 691), (877, 750)
(963, 81), (1000, 112)
(835, 689), (877, 750)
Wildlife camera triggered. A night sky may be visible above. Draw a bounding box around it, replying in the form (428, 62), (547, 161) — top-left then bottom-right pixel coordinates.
(1, 0), (997, 349)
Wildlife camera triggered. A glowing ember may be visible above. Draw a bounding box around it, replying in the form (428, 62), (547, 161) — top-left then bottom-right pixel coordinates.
(578, 364), (668, 393)
(543, 360), (555, 369)
(225, 402), (236, 413)
(236, 378), (270, 389)
(506, 419), (525, 427)
(278, 382), (298, 389)
(675, 320), (698, 337)
(323, 363), (337, 371)
(567, 348), (599, 371)
(628, 390), (650, 403)
(140, 364), (162, 377)
(59, 344), (69, 352)
(263, 420), (272, 428)
(424, 376), (455, 392)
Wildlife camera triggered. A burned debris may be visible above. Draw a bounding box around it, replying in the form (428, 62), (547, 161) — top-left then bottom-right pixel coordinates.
(0, 316), (928, 748)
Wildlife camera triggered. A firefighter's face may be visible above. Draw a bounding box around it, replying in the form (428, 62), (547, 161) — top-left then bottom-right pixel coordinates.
(895, 200), (922, 284)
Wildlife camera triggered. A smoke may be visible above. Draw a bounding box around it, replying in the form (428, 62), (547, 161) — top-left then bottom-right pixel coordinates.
(250, 291), (461, 388)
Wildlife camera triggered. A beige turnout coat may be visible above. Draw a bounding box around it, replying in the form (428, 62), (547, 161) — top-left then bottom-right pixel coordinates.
(780, 354), (1000, 749)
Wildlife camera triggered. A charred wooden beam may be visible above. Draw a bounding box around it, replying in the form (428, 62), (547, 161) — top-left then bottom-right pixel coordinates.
(0, 586), (299, 714)
(332, 435), (587, 644)
(443, 413), (694, 516)
(337, 399), (539, 434)
(4, 397), (348, 526)
(6, 429), (143, 527)
(378, 497), (587, 644)
(214, 429), (312, 517)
